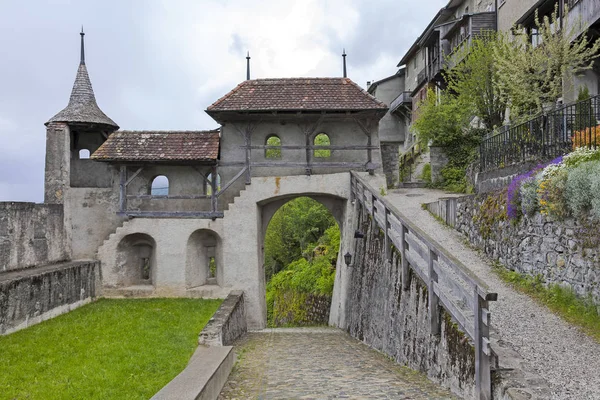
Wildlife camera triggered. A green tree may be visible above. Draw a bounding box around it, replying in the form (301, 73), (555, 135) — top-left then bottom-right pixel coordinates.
(494, 5), (600, 121)
(445, 32), (507, 129)
(411, 89), (471, 147)
(264, 197), (337, 281)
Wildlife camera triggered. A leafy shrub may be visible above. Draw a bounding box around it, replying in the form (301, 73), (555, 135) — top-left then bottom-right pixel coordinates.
(441, 166), (467, 192)
(520, 175), (540, 216)
(421, 163), (432, 183)
(590, 173), (600, 219)
(538, 169), (569, 220)
(507, 156), (563, 220)
(565, 161), (600, 217)
(562, 146), (600, 169)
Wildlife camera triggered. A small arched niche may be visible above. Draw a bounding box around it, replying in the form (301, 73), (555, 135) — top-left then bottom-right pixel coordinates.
(115, 233), (156, 287)
(185, 229), (221, 288)
(265, 135), (282, 159)
(313, 133), (331, 158)
(151, 175), (169, 195)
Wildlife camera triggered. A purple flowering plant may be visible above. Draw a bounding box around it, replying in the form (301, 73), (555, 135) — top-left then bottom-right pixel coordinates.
(506, 156), (564, 220)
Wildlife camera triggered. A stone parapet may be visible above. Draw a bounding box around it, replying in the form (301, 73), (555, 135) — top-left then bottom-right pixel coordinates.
(0, 260), (99, 335)
(199, 290), (247, 347)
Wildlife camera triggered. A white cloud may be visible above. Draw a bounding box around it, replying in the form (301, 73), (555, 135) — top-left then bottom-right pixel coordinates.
(0, 0), (448, 202)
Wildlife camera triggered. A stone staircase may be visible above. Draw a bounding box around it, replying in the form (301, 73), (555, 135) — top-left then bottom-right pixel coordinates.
(399, 151), (429, 188)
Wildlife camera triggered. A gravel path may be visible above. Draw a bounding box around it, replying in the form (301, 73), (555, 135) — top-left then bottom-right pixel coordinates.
(218, 328), (455, 399)
(386, 187), (600, 400)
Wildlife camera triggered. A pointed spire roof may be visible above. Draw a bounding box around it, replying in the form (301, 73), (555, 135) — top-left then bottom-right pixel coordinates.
(46, 29), (118, 129)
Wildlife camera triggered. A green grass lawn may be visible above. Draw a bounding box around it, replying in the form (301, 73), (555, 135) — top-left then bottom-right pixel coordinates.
(0, 298), (222, 400)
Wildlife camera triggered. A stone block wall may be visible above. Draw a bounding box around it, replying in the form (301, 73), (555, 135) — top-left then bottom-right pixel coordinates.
(0, 261), (99, 335)
(430, 146), (449, 184)
(452, 194), (600, 305)
(380, 142), (400, 188)
(344, 206), (476, 399)
(0, 202), (69, 272)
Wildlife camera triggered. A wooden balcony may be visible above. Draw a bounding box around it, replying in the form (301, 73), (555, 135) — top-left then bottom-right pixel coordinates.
(390, 91), (413, 114)
(567, 0), (600, 40)
(443, 12), (496, 69)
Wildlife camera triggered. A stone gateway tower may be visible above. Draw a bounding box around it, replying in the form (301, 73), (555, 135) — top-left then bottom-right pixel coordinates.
(44, 29), (119, 204)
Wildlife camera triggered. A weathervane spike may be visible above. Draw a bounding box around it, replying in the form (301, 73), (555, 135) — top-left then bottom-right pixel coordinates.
(246, 51), (251, 80)
(80, 26), (85, 65)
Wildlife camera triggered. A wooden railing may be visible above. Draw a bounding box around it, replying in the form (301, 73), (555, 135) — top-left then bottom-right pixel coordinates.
(350, 172), (497, 400)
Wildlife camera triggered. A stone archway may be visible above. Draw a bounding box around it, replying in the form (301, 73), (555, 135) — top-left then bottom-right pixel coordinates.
(115, 233), (156, 287)
(185, 229), (222, 288)
(259, 194), (345, 327)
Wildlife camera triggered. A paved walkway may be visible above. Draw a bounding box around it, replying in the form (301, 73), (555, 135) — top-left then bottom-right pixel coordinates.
(386, 187), (600, 400)
(218, 328), (455, 400)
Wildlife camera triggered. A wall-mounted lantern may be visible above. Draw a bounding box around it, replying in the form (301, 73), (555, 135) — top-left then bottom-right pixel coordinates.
(344, 252), (352, 267)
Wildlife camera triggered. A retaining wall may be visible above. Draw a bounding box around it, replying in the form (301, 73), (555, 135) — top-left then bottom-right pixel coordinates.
(344, 206), (476, 399)
(427, 194), (600, 306)
(0, 260), (100, 335)
(0, 202), (69, 272)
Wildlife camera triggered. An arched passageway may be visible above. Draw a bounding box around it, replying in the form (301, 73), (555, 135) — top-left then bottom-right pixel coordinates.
(185, 229), (222, 288)
(115, 233), (156, 287)
(260, 195), (344, 327)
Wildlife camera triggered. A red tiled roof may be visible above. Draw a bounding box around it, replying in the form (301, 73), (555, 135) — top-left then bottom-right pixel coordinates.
(91, 130), (220, 162)
(206, 78), (388, 113)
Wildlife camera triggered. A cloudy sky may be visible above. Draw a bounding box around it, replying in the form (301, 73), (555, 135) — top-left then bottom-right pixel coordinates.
(0, 0), (446, 202)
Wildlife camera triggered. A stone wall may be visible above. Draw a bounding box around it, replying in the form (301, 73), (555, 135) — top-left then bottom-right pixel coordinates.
(272, 291), (332, 327)
(0, 260), (99, 335)
(430, 146), (449, 184)
(199, 290), (247, 347)
(426, 193), (600, 305)
(381, 142), (400, 188)
(476, 162), (538, 194)
(453, 194), (600, 304)
(0, 202), (69, 272)
(344, 206), (476, 399)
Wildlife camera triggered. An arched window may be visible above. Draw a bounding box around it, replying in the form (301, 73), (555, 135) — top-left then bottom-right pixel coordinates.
(79, 149), (90, 159)
(265, 135), (282, 159)
(151, 175), (169, 195)
(206, 173), (221, 196)
(313, 133), (331, 158)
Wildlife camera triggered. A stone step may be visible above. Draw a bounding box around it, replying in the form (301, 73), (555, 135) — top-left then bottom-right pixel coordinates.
(103, 285), (154, 298)
(398, 181), (428, 189)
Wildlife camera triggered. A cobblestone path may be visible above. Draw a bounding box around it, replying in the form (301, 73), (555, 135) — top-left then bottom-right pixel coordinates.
(218, 328), (455, 400)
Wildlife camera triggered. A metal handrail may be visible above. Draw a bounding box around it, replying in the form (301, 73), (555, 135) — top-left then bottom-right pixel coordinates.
(480, 94), (600, 171)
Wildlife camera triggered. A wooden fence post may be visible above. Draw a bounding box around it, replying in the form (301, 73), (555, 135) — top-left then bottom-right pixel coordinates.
(428, 249), (440, 335)
(401, 224), (409, 290)
(474, 289), (491, 400)
(119, 166), (127, 213)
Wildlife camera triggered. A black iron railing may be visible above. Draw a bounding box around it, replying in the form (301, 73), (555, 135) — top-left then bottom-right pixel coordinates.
(480, 94), (600, 172)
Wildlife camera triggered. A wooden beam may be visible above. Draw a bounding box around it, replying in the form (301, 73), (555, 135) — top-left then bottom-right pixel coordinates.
(117, 211), (224, 219)
(250, 161), (377, 168)
(216, 166), (248, 198)
(192, 166), (211, 185)
(211, 165), (218, 212)
(241, 145), (380, 150)
(429, 249), (440, 335)
(126, 194), (210, 200)
(119, 166), (127, 213)
(125, 167), (144, 187)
